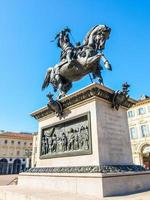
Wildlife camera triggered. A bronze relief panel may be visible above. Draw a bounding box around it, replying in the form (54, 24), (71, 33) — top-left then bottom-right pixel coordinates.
(40, 112), (92, 159)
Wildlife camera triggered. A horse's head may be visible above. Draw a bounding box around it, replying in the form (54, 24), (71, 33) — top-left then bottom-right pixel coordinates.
(83, 25), (111, 51)
(95, 25), (111, 50)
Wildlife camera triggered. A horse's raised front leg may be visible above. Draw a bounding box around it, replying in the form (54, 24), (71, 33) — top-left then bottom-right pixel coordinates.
(101, 54), (112, 71)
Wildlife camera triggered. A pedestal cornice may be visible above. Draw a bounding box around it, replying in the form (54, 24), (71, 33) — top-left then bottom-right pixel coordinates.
(31, 83), (136, 120)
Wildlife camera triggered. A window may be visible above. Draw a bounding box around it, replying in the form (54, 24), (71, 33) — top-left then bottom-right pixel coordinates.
(141, 125), (150, 137)
(24, 142), (26, 145)
(4, 140), (7, 144)
(148, 106), (150, 112)
(11, 140), (14, 144)
(130, 127), (137, 139)
(137, 107), (146, 115)
(18, 141), (21, 145)
(17, 151), (20, 155)
(128, 111), (135, 118)
(30, 143), (32, 146)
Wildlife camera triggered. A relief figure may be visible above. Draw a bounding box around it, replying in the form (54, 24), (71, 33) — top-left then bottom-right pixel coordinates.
(61, 132), (68, 152)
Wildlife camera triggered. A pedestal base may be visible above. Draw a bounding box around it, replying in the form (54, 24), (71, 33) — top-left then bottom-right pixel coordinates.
(18, 169), (150, 198)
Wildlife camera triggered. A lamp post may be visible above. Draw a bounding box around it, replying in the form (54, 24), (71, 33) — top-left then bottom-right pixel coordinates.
(25, 149), (32, 170)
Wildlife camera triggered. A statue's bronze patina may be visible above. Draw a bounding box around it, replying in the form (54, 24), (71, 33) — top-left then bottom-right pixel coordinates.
(42, 25), (112, 98)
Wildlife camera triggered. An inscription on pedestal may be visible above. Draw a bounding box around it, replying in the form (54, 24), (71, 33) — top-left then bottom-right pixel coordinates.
(40, 113), (92, 159)
(102, 111), (126, 160)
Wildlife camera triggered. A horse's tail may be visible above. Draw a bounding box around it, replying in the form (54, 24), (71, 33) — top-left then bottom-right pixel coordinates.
(42, 70), (51, 90)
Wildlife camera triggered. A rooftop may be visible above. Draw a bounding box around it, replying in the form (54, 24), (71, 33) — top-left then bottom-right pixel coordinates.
(0, 131), (33, 140)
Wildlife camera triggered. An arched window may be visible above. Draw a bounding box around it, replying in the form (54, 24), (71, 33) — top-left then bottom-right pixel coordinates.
(142, 145), (150, 169)
(12, 159), (21, 174)
(0, 158), (8, 174)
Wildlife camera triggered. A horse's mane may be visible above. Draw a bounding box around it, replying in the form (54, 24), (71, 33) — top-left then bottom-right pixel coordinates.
(83, 25), (106, 46)
(83, 25), (99, 45)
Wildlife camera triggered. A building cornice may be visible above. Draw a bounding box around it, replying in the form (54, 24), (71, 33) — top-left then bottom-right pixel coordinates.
(0, 133), (33, 140)
(131, 98), (150, 108)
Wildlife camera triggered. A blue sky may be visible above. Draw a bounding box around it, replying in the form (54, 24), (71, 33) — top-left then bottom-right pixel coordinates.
(0, 0), (150, 132)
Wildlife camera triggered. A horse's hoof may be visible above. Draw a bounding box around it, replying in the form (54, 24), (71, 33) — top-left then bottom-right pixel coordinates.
(98, 78), (104, 85)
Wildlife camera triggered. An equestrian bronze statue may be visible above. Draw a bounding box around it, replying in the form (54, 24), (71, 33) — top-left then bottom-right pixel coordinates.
(42, 25), (112, 98)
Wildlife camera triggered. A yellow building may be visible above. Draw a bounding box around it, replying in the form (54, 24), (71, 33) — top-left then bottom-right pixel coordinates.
(127, 96), (150, 169)
(0, 131), (33, 174)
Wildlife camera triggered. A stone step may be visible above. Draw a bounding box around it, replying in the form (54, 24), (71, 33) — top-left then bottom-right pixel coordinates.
(0, 185), (150, 200)
(0, 186), (97, 200)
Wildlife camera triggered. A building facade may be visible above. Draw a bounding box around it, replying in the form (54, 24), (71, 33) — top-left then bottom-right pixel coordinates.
(0, 131), (33, 174)
(127, 96), (150, 169)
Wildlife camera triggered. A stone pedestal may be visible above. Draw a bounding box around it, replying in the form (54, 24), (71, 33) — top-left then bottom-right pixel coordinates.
(18, 83), (150, 198)
(32, 83), (133, 168)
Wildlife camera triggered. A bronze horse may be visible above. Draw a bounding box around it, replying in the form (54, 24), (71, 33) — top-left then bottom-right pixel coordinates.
(42, 25), (112, 98)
